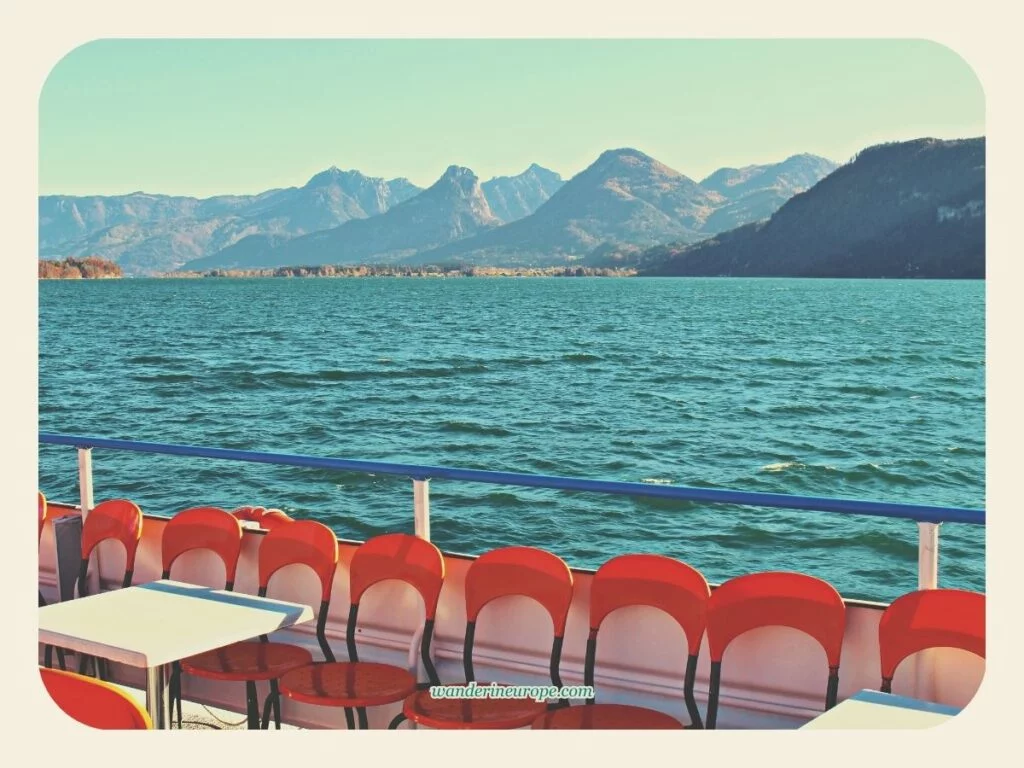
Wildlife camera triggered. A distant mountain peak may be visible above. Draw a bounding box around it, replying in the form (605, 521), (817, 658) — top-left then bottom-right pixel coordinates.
(598, 147), (651, 161)
(433, 166), (483, 198)
(441, 165), (476, 179)
(591, 148), (685, 181)
(304, 166), (364, 187)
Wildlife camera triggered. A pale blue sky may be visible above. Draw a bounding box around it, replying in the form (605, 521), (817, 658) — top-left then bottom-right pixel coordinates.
(39, 39), (984, 197)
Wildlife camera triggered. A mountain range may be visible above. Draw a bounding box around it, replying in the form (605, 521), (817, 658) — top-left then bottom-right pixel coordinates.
(39, 170), (423, 275)
(638, 137), (984, 279)
(187, 165), (503, 270)
(40, 151), (834, 275)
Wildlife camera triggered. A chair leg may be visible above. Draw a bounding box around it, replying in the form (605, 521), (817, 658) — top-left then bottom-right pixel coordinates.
(261, 691), (272, 730)
(260, 679), (283, 730)
(344, 707), (355, 730)
(44, 645), (53, 669)
(356, 707), (368, 730)
(169, 663), (182, 728)
(55, 647), (66, 671)
(245, 681), (260, 730)
(388, 713), (407, 730)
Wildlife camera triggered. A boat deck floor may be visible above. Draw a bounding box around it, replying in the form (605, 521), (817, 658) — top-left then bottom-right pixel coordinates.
(115, 685), (301, 731)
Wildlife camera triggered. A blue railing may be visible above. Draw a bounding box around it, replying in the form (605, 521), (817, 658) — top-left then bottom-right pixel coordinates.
(38, 432), (984, 526)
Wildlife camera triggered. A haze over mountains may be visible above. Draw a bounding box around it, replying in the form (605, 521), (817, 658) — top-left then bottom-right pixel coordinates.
(40, 150), (834, 275)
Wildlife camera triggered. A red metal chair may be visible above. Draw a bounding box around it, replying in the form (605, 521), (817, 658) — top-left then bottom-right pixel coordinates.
(278, 533), (446, 730)
(77, 498), (145, 596)
(38, 491), (51, 608)
(704, 571), (846, 729)
(41, 667), (153, 729)
(180, 519), (338, 729)
(55, 499), (144, 678)
(533, 554), (709, 729)
(37, 490), (47, 545)
(394, 545), (574, 730)
(878, 588), (985, 694)
(39, 491), (68, 671)
(160, 506), (245, 728)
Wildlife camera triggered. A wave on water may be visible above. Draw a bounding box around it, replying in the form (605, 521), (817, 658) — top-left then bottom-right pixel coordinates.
(130, 373), (196, 384)
(833, 383), (893, 397)
(763, 356), (821, 368)
(757, 460), (921, 488)
(440, 420), (513, 437)
(125, 355), (181, 365)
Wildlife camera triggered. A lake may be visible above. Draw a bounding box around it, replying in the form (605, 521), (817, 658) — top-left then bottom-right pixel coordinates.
(38, 276), (985, 601)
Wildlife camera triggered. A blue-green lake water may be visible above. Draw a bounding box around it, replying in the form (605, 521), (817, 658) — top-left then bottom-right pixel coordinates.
(38, 277), (985, 601)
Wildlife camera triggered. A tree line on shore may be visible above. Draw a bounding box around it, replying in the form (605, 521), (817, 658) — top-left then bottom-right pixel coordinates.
(171, 264), (638, 278)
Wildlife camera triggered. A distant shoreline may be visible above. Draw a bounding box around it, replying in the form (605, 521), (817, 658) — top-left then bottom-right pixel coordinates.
(163, 265), (639, 279)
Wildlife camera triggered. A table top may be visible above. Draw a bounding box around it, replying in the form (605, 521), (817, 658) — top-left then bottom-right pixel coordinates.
(38, 580), (314, 668)
(801, 689), (962, 729)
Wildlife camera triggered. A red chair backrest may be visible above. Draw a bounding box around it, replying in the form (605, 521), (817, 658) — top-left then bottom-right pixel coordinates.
(161, 506), (244, 586)
(590, 554), (709, 654)
(81, 499), (144, 573)
(465, 546), (574, 635)
(232, 505), (265, 523)
(38, 490), (47, 543)
(349, 533), (445, 619)
(260, 508), (294, 530)
(258, 519), (338, 602)
(707, 571), (846, 667)
(232, 506), (294, 530)
(879, 588), (985, 685)
(41, 667), (152, 729)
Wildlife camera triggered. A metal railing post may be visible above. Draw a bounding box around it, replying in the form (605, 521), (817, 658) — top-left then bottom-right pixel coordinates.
(412, 479), (430, 541)
(917, 522), (940, 590)
(77, 446), (100, 595)
(77, 447), (95, 520)
(915, 521), (942, 702)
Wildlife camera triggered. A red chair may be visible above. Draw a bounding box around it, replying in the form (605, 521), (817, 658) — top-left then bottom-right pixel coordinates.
(705, 571), (846, 729)
(533, 554), (709, 729)
(394, 545), (574, 730)
(38, 491), (51, 608)
(180, 519), (338, 729)
(37, 490), (47, 544)
(878, 588), (985, 694)
(41, 667), (152, 729)
(55, 499), (144, 678)
(39, 491), (68, 671)
(279, 533), (445, 730)
(77, 498), (145, 595)
(161, 506), (245, 728)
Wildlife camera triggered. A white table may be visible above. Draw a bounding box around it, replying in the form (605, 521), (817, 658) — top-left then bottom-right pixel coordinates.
(38, 579), (314, 729)
(801, 689), (962, 729)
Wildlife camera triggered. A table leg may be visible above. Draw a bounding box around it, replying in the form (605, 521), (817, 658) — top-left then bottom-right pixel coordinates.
(146, 664), (169, 729)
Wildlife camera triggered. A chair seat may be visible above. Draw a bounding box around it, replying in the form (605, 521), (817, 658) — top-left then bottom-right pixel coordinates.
(181, 641), (313, 682)
(532, 703), (684, 729)
(279, 662), (418, 707)
(403, 684), (548, 729)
